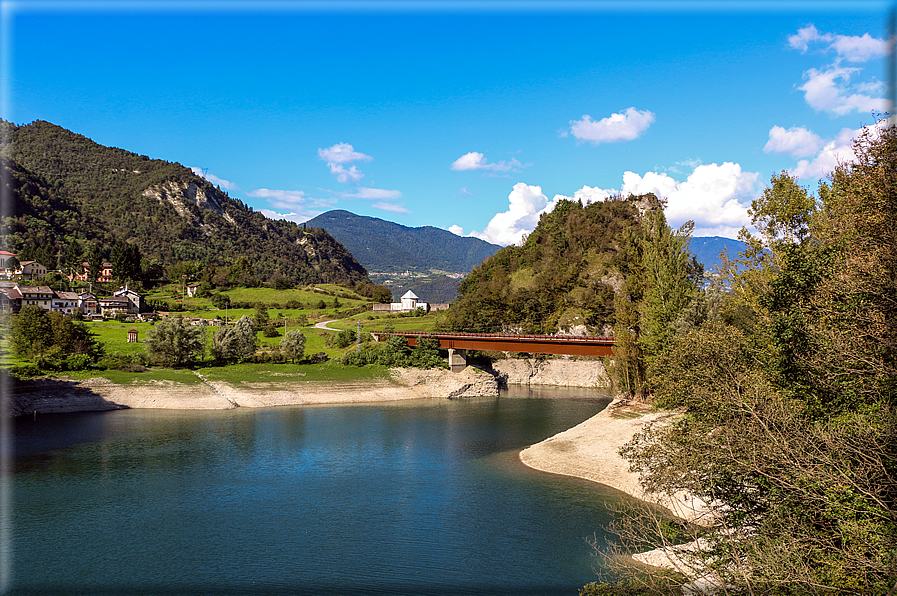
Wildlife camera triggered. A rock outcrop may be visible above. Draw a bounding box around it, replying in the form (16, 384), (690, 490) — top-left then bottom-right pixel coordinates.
(490, 358), (611, 388)
(390, 366), (499, 398)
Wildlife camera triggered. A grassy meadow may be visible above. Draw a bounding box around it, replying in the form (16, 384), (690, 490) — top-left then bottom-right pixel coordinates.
(5, 284), (451, 386)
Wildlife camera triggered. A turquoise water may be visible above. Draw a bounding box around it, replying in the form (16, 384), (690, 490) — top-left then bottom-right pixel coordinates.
(9, 387), (636, 595)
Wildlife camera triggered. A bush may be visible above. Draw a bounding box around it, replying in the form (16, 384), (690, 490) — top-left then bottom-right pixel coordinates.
(285, 299), (302, 309)
(309, 351), (328, 363)
(10, 363), (42, 379)
(263, 323), (280, 338)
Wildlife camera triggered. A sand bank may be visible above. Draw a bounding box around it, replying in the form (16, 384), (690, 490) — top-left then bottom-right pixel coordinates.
(520, 398), (711, 524)
(6, 366), (499, 417)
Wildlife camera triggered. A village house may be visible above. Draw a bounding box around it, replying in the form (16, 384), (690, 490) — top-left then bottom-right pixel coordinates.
(71, 261), (113, 283)
(0, 251), (17, 277)
(17, 261), (48, 281)
(186, 283), (201, 297)
(372, 290), (430, 313)
(0, 283), (22, 313)
(51, 291), (81, 315)
(18, 285), (54, 310)
(113, 286), (146, 313)
(98, 296), (131, 316)
(78, 291), (99, 316)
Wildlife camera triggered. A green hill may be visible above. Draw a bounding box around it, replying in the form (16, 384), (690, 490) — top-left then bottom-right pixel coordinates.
(304, 209), (501, 274)
(0, 120), (368, 286)
(442, 194), (702, 336)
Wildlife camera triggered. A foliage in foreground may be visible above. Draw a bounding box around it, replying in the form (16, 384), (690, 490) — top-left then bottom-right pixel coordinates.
(597, 119), (897, 595)
(11, 306), (103, 373)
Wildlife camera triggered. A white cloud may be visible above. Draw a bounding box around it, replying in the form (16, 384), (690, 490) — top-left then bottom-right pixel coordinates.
(568, 107), (655, 144)
(621, 163), (759, 234)
(259, 209), (320, 224)
(318, 142), (374, 184)
(831, 33), (892, 63)
(327, 163), (365, 184)
(572, 185), (616, 204)
(798, 64), (888, 116)
(450, 151), (526, 173)
(789, 26), (892, 116)
(466, 162), (760, 246)
(791, 126), (862, 179)
(467, 183), (565, 246)
(788, 25), (831, 53)
(789, 25), (891, 63)
(448, 225), (465, 236)
(190, 167), (236, 190)
(339, 187), (402, 200)
(764, 125), (825, 158)
(248, 188), (336, 212)
(372, 202), (410, 214)
(317, 143), (373, 164)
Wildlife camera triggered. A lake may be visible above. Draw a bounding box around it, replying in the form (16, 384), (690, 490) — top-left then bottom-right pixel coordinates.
(8, 386), (638, 595)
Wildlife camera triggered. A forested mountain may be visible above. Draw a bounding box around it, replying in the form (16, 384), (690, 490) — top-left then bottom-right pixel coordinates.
(0, 120), (368, 286)
(304, 210), (501, 273)
(687, 236), (746, 272)
(442, 193), (702, 336)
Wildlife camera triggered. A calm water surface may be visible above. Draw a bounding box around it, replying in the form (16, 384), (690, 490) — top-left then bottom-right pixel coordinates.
(10, 386), (638, 595)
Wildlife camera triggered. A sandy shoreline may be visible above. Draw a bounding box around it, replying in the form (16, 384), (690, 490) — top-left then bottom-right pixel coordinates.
(521, 399), (711, 524)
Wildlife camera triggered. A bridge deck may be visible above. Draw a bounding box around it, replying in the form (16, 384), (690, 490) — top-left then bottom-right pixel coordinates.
(373, 331), (614, 357)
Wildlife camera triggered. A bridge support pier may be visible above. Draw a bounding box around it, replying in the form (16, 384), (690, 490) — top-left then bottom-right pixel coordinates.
(447, 348), (467, 373)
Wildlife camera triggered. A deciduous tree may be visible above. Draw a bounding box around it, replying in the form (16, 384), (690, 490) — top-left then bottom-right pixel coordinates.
(144, 316), (205, 366)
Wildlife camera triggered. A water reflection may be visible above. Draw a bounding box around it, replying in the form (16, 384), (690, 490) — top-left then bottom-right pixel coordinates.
(11, 386), (635, 596)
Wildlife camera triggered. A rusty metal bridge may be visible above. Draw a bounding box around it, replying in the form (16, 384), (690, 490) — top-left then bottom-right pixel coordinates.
(372, 331), (615, 372)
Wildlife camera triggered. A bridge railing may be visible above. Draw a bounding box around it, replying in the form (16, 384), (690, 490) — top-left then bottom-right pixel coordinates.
(372, 331), (614, 344)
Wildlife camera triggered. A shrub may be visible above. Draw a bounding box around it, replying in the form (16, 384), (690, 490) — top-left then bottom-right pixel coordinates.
(11, 363), (42, 379)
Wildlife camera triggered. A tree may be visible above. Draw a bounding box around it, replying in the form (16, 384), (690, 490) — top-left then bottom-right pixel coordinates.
(280, 329), (306, 362)
(12, 305), (52, 357)
(143, 316), (206, 366)
(211, 292), (231, 309)
(5, 255), (19, 273)
(210, 315), (257, 362)
(253, 303), (269, 328)
(13, 306), (102, 369)
(65, 239), (84, 274)
(371, 285), (393, 303)
(86, 242), (104, 284)
(598, 119), (897, 595)
(111, 239), (142, 283)
(611, 203), (698, 398)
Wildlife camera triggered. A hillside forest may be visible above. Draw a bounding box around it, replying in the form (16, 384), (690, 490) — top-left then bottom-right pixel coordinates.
(567, 119), (893, 594)
(0, 120), (369, 289)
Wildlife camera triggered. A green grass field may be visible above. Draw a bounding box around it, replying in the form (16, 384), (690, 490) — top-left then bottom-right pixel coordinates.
(329, 310), (442, 333)
(59, 367), (206, 385)
(5, 281), (447, 386)
(196, 361), (390, 385)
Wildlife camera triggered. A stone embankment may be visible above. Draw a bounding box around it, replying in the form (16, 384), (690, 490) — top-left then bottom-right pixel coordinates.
(3, 357), (611, 417)
(390, 366), (499, 398)
(490, 358), (611, 389)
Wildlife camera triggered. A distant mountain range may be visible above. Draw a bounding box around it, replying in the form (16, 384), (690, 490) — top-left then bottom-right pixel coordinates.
(688, 236), (747, 273)
(304, 210), (502, 274)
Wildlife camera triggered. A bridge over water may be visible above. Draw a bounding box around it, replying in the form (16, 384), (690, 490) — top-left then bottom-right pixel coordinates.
(372, 331), (615, 372)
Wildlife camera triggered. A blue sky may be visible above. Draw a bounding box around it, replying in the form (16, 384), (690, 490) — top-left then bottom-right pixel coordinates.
(2, 1), (893, 245)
